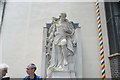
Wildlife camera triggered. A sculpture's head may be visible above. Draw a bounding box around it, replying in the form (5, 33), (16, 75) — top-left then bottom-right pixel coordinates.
(52, 17), (58, 23)
(59, 13), (67, 18)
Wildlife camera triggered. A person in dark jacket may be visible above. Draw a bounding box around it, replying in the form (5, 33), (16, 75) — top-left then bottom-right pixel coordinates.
(23, 63), (41, 80)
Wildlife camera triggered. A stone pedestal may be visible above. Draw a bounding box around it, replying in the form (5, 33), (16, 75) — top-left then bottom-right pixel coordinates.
(51, 71), (76, 78)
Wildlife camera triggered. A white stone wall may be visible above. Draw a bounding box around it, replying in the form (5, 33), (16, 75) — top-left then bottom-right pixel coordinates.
(0, 2), (111, 78)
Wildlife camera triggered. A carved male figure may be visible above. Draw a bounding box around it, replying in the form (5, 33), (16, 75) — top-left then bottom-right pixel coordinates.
(47, 13), (75, 72)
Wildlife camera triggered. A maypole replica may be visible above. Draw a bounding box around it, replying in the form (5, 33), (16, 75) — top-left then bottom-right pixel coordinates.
(95, 0), (106, 79)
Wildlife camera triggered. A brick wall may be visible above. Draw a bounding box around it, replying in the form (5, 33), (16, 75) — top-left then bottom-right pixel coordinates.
(109, 54), (120, 79)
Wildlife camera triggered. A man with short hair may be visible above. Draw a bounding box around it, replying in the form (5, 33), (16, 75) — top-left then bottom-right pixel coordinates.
(23, 63), (41, 80)
(0, 63), (9, 80)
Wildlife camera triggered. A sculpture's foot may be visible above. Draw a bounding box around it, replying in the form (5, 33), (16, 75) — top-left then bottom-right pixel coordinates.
(48, 66), (64, 71)
(63, 59), (68, 66)
(56, 66), (64, 71)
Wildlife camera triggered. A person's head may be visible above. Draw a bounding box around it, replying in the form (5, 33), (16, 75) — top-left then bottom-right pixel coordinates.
(0, 63), (9, 78)
(26, 63), (37, 75)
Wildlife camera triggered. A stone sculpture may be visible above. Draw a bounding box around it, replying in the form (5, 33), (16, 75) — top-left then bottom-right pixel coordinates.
(46, 13), (77, 78)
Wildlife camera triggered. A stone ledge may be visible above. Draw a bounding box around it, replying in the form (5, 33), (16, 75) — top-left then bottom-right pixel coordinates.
(108, 53), (120, 58)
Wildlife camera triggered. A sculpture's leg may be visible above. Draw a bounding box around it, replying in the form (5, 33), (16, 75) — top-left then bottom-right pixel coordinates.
(56, 45), (63, 69)
(61, 45), (68, 66)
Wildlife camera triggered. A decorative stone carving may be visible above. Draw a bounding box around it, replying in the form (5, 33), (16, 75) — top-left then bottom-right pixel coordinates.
(41, 13), (82, 78)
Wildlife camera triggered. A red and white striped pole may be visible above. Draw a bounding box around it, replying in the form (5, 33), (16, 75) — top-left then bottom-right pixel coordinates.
(95, 0), (106, 79)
